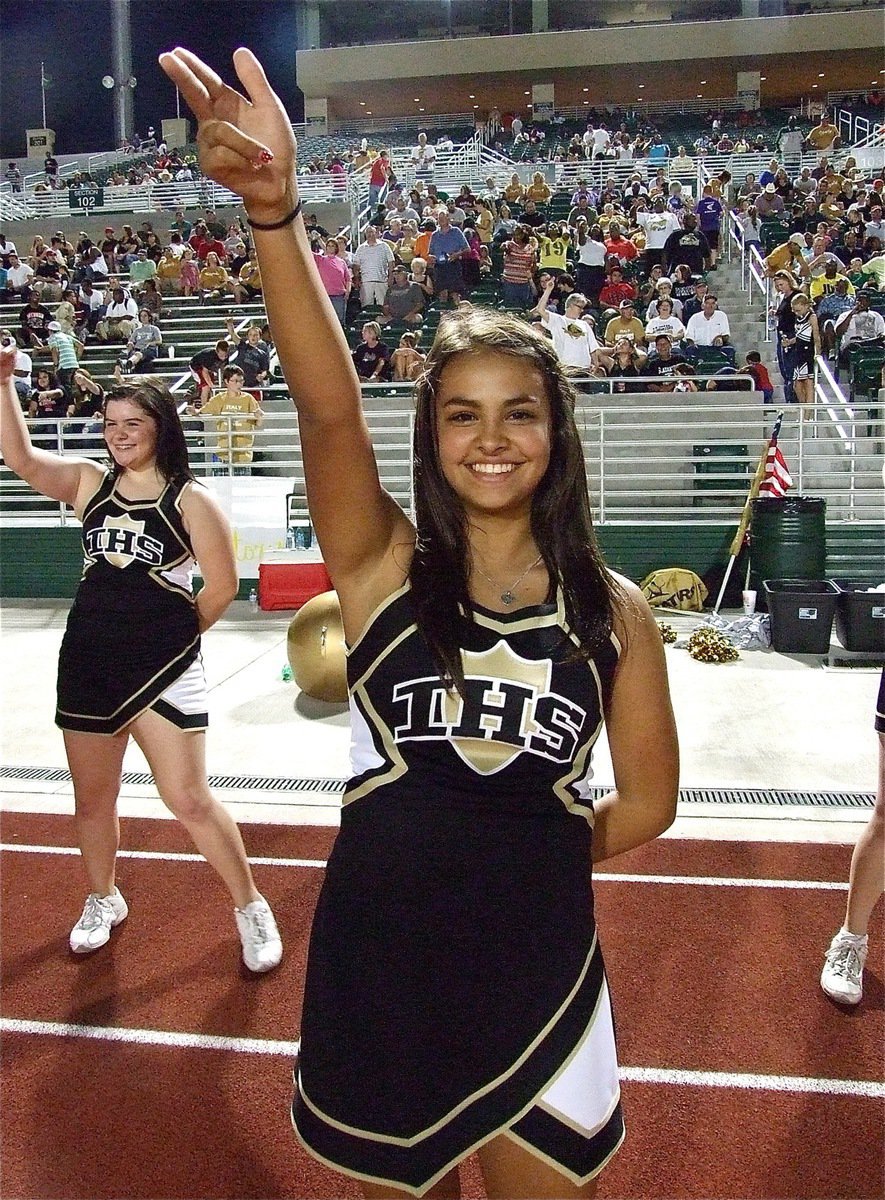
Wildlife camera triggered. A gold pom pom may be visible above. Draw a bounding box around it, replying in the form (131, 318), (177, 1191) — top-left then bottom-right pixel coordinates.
(687, 627), (739, 664)
(658, 622), (677, 644)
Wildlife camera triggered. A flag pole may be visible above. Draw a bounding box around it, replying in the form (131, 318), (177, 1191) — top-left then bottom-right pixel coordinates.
(41, 61), (47, 130)
(713, 410), (784, 614)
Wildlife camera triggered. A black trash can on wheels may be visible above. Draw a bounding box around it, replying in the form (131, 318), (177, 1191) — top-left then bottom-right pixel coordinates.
(750, 496), (827, 611)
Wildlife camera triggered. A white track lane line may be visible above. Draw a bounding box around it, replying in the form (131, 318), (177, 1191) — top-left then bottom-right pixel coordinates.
(0, 844), (850, 889)
(1, 1018), (880, 1099)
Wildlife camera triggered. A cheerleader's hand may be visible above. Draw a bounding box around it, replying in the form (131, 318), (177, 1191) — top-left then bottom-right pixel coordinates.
(0, 342), (18, 384)
(158, 47), (297, 225)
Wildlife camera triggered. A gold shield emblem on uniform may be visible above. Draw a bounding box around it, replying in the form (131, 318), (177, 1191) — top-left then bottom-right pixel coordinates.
(102, 513), (146, 570)
(444, 640), (552, 775)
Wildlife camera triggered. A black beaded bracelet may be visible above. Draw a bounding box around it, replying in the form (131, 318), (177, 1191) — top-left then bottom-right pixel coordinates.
(246, 199), (303, 230)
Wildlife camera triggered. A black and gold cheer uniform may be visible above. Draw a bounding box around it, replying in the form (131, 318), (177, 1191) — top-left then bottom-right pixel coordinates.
(292, 584), (625, 1196)
(55, 472), (204, 735)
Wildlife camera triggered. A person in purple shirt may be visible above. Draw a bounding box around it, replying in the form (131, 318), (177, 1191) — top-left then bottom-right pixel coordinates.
(695, 185), (724, 269)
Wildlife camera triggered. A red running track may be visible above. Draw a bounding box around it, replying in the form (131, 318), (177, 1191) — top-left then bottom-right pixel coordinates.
(1, 811), (882, 1199)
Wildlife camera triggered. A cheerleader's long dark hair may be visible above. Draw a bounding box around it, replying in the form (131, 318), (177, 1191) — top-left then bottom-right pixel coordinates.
(103, 378), (195, 486)
(410, 308), (623, 694)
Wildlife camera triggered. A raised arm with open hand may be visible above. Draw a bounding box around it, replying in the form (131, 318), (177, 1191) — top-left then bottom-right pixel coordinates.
(159, 49), (414, 639)
(158, 48), (295, 225)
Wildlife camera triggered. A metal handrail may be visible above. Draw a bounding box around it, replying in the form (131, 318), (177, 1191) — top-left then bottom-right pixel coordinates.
(4, 400), (880, 528)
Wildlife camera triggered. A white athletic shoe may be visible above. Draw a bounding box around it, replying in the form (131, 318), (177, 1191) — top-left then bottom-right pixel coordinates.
(69, 888), (129, 954)
(820, 929), (868, 1005)
(235, 894), (283, 973)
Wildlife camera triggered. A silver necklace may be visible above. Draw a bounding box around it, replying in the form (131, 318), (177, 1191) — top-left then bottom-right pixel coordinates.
(474, 553), (543, 606)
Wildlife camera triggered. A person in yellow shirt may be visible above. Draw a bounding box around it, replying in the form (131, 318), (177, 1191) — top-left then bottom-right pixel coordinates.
(525, 171), (551, 205)
(232, 248), (262, 305)
(764, 233), (810, 279)
(805, 116), (840, 153)
(199, 251), (229, 301)
(199, 365), (264, 474)
(536, 222), (572, 277)
(809, 261), (854, 304)
(156, 247), (182, 294)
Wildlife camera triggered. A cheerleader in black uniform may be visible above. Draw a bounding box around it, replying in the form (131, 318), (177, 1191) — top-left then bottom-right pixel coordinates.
(162, 48), (678, 1199)
(786, 291), (821, 413)
(0, 365), (282, 973)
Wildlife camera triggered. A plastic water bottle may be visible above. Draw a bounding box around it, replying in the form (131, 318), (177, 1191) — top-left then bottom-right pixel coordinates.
(281, 663), (293, 682)
(285, 527), (296, 550)
(294, 525), (308, 550)
(249, 587), (258, 612)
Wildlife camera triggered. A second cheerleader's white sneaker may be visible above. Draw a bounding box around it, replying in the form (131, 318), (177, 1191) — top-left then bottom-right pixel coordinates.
(235, 894), (283, 973)
(69, 888), (129, 953)
(820, 929), (868, 1005)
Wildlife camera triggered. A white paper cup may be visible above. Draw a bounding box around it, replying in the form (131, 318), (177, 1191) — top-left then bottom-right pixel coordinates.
(742, 589), (757, 616)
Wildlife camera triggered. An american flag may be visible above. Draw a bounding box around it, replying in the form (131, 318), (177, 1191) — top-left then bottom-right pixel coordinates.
(758, 412), (793, 498)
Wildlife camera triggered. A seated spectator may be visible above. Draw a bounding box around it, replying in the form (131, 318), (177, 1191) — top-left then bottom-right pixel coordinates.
(646, 277), (683, 321)
(190, 340), (231, 405)
(33, 249), (66, 302)
(644, 334), (688, 390)
(382, 265), (426, 325)
(607, 338), (646, 391)
(96, 286), (138, 343)
(681, 277), (710, 324)
(115, 308), (162, 377)
(740, 351), (774, 401)
(535, 276), (611, 374)
(518, 199), (545, 229)
(352, 321), (391, 382)
(860, 252), (885, 291)
(407, 256), (434, 301)
(137, 277), (164, 323)
(833, 291), (885, 352)
(810, 261), (854, 305)
(503, 173), (525, 206)
(684, 293), (731, 348)
(525, 171), (551, 204)
(599, 265), (637, 310)
(604, 299), (647, 349)
(493, 204), (518, 242)
(3, 252), (34, 301)
(19, 292), (53, 349)
(27, 367), (67, 430)
(390, 331), (426, 382)
(129, 248), (157, 288)
(645, 298), (686, 344)
(199, 251), (229, 302)
(232, 248), (263, 306)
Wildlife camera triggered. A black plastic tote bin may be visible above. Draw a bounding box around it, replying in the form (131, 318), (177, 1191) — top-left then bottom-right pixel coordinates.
(763, 579), (838, 654)
(751, 496), (827, 610)
(833, 581), (885, 653)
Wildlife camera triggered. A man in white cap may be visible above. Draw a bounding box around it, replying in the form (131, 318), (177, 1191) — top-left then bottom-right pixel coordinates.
(755, 182), (785, 220)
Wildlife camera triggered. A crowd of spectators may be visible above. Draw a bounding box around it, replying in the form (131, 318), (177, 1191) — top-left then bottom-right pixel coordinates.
(3, 106), (883, 414)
